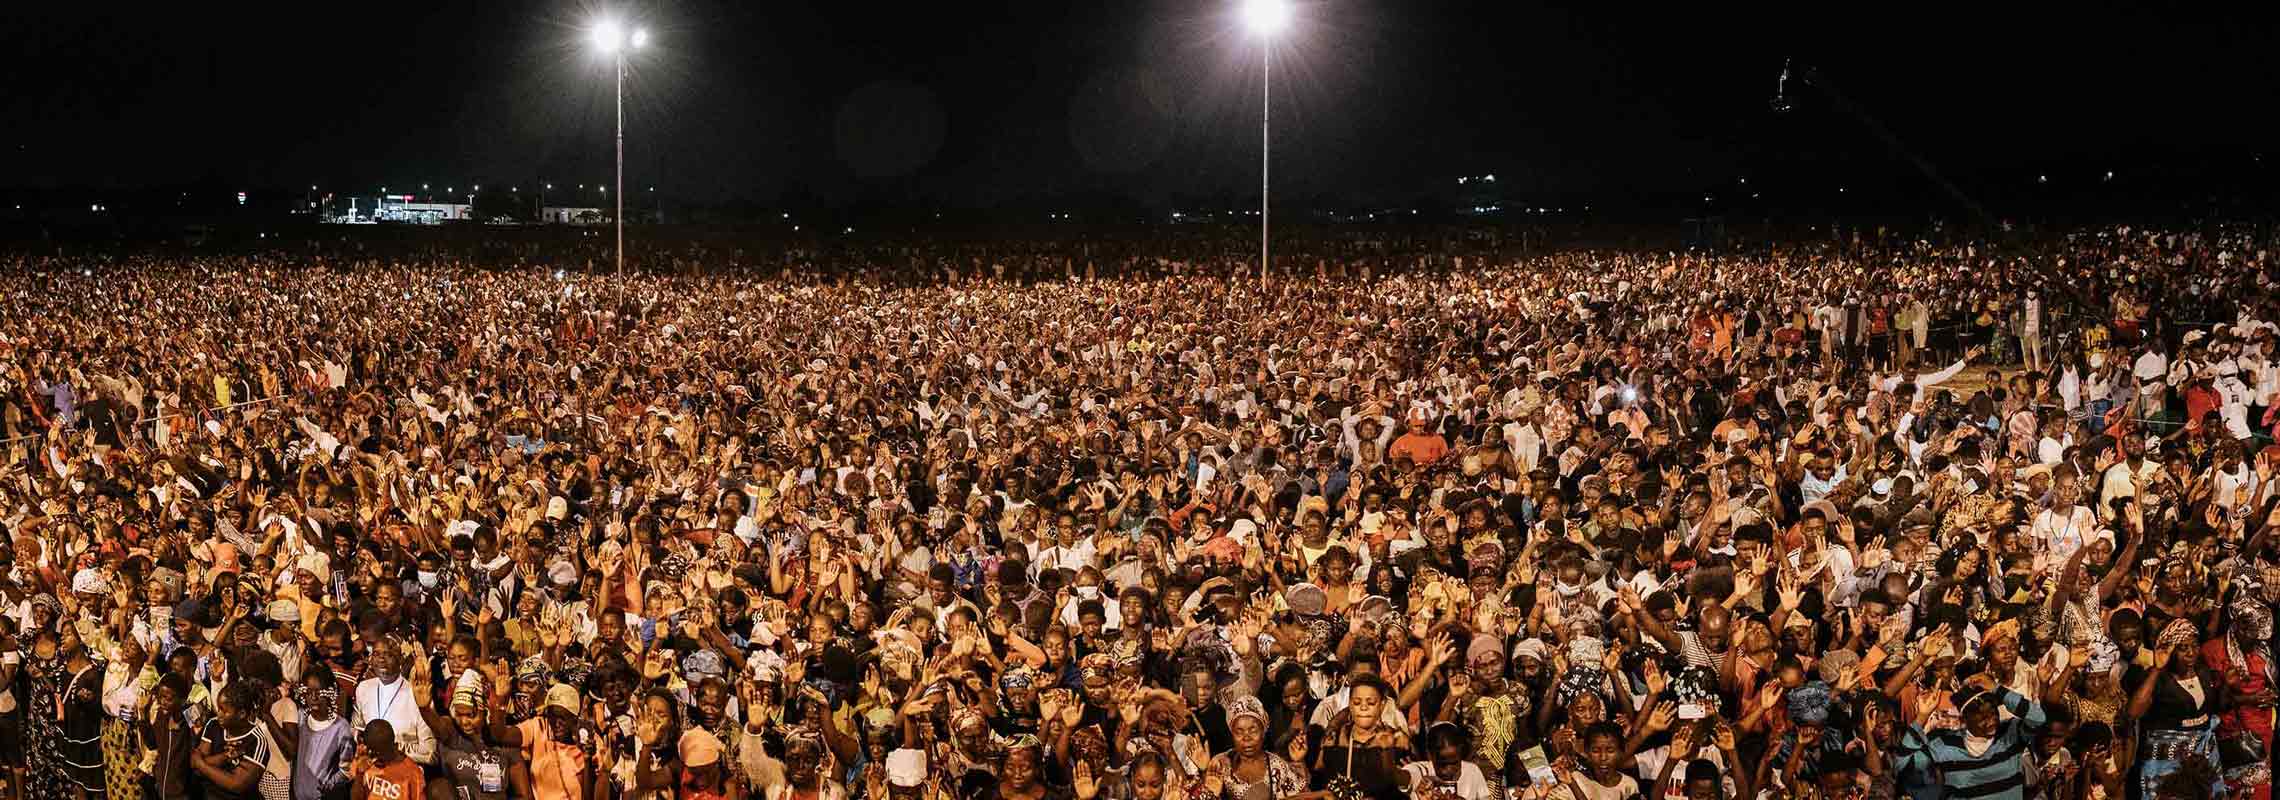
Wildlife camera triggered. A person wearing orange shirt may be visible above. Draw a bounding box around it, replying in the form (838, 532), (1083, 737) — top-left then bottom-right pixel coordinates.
(1389, 409), (1448, 468)
(351, 721), (425, 800)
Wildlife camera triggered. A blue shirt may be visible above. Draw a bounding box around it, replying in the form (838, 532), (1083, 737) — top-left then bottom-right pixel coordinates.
(1895, 689), (2045, 800)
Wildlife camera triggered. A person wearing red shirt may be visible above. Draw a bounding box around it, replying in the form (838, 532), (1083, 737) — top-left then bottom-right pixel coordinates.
(1389, 408), (1448, 467)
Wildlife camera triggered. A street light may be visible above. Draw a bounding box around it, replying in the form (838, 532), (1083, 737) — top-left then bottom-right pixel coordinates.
(1240, 0), (1291, 290)
(590, 15), (648, 282)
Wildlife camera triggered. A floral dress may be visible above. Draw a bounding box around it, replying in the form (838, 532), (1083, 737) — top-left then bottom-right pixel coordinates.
(22, 656), (70, 800)
(1213, 752), (1306, 800)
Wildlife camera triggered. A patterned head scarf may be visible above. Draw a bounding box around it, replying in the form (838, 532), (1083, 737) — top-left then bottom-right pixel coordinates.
(999, 664), (1038, 693)
(2232, 596), (2275, 642)
(1669, 664), (1720, 708)
(1560, 603), (1604, 639)
(682, 649), (729, 681)
(1179, 629), (1240, 688)
(1556, 665), (1609, 709)
(1110, 638), (1148, 670)
(1786, 681), (1835, 726)
(951, 707), (988, 736)
(2157, 618), (2200, 651)
(2083, 640), (2122, 675)
(556, 657), (593, 690)
(654, 553), (693, 582)
(1078, 653), (1117, 683)
(1979, 618), (2021, 654)
(1510, 638), (1551, 664)
(1227, 694), (1268, 725)
(1567, 636), (1605, 667)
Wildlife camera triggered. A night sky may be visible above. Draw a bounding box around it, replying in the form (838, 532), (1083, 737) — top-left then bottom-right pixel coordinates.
(5, 2), (2276, 213)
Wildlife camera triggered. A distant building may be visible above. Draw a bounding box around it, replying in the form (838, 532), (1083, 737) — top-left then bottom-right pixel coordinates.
(348, 195), (472, 224)
(540, 207), (607, 225)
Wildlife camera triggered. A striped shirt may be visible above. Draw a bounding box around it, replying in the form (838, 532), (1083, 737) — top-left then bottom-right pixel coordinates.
(1894, 689), (2046, 800)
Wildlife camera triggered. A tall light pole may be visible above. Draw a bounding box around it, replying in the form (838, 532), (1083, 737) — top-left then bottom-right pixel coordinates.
(1241, 0), (1291, 291)
(591, 18), (648, 282)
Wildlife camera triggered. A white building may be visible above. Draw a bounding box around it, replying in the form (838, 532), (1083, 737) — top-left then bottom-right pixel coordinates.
(372, 195), (471, 224)
(540, 207), (607, 225)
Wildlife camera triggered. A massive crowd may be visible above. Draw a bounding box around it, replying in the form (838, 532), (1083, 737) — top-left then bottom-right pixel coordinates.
(0, 224), (2277, 800)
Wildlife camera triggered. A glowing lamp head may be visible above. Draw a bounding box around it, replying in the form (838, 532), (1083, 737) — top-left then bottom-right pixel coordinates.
(591, 19), (625, 53)
(1241, 0), (1292, 37)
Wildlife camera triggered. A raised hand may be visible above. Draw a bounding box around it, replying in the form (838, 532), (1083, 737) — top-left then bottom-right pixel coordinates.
(1755, 682), (1783, 712)
(1037, 690), (1063, 725)
(1644, 700), (1677, 733)
(1667, 727), (1697, 760)
(1072, 761), (1100, 800)
(1860, 536), (1888, 570)
(1426, 631), (1457, 668)
(1643, 659), (1668, 697)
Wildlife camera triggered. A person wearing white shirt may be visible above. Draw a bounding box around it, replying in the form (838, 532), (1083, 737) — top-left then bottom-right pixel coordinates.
(351, 640), (437, 765)
(1058, 582), (1122, 632)
(2133, 346), (2170, 406)
(2097, 437), (2157, 522)
(2036, 430), (2070, 466)
(2029, 487), (2097, 573)
(260, 600), (306, 685)
(2247, 347), (2280, 410)
(1030, 528), (1097, 580)
(1503, 416), (1544, 474)
(1872, 351), (1977, 395)
(1398, 724), (1497, 800)
(2214, 363), (2255, 439)
(2057, 364), (2081, 412)
(2083, 367), (2114, 419)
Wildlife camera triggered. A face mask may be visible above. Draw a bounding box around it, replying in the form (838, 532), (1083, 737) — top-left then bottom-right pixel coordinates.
(417, 571), (440, 589)
(1075, 586), (1100, 600)
(1554, 580), (1587, 598)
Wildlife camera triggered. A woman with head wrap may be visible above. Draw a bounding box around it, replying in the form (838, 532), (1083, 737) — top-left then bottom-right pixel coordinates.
(1764, 680), (1846, 783)
(988, 736), (1051, 800)
(1428, 634), (1523, 797)
(774, 727), (847, 800)
(1975, 618), (2040, 705)
(2047, 638), (2128, 727)
(994, 664), (1042, 735)
(2200, 594), (2275, 800)
(1536, 640), (1613, 766)
(1212, 695), (1306, 800)
(2142, 552), (2208, 638)
(2129, 619), (2226, 799)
